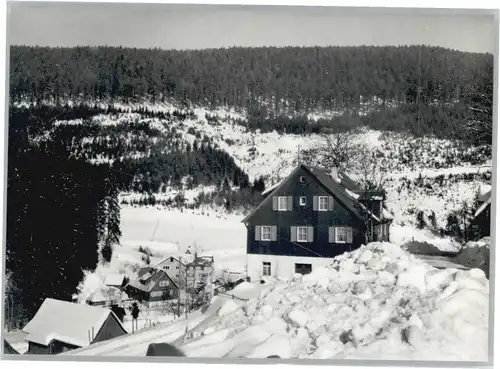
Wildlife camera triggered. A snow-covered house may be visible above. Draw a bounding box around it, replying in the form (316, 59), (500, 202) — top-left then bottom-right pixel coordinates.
(22, 298), (127, 355)
(104, 274), (127, 289)
(186, 255), (215, 291)
(124, 267), (180, 308)
(86, 286), (126, 307)
(155, 253), (194, 287)
(242, 163), (393, 281)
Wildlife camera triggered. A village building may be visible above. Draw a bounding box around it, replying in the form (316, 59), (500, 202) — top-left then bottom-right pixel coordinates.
(155, 253), (194, 287)
(22, 298), (127, 355)
(242, 163), (393, 281)
(86, 286), (127, 307)
(124, 267), (180, 308)
(104, 274), (127, 290)
(186, 255), (215, 291)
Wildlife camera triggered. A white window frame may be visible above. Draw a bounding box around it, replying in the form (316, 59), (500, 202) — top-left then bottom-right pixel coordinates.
(262, 262), (271, 276)
(299, 196), (307, 206)
(150, 291), (163, 297)
(299, 176), (306, 183)
(278, 196), (288, 211)
(335, 227), (349, 243)
(318, 196), (328, 211)
(159, 280), (169, 287)
(297, 227), (308, 242)
(261, 225), (272, 241)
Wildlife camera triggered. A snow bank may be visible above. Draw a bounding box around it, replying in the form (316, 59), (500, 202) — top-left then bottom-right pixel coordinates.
(455, 237), (490, 278)
(178, 242), (489, 361)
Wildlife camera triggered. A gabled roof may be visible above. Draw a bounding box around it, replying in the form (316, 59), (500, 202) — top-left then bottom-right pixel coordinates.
(22, 298), (126, 348)
(127, 269), (178, 293)
(242, 164), (389, 224)
(104, 274), (125, 287)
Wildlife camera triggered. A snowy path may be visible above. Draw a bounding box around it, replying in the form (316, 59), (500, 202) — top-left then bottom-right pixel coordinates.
(414, 255), (469, 271)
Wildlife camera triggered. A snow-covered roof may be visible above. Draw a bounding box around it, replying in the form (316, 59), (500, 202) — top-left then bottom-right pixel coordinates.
(23, 298), (125, 348)
(474, 196), (491, 218)
(261, 180), (283, 196)
(104, 274), (125, 287)
(345, 188), (360, 200)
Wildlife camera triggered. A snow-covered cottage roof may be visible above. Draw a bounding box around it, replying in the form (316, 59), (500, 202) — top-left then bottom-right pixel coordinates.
(127, 269), (178, 292)
(22, 298), (125, 348)
(104, 274), (125, 287)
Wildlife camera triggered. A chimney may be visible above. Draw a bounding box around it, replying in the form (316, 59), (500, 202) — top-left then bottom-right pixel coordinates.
(330, 167), (341, 183)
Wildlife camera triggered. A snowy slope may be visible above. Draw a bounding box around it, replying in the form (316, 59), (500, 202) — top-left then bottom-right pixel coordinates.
(65, 242), (490, 361)
(50, 103), (491, 235)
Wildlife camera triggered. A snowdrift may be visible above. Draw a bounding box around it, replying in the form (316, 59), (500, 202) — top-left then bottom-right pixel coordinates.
(455, 237), (490, 278)
(178, 242), (489, 361)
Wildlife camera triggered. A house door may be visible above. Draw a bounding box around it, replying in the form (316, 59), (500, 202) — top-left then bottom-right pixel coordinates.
(295, 263), (312, 275)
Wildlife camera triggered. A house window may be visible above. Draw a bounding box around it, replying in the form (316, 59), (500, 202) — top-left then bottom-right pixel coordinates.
(261, 226), (272, 241)
(297, 227), (308, 242)
(159, 280), (169, 287)
(278, 196), (288, 211)
(150, 291), (163, 297)
(318, 196), (328, 211)
(295, 263), (312, 275)
(335, 227), (349, 243)
(299, 176), (306, 183)
(299, 197), (307, 206)
(262, 262), (271, 276)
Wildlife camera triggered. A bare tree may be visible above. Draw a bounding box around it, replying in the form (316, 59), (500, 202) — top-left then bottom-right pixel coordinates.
(305, 127), (361, 170)
(314, 130), (391, 244)
(351, 144), (391, 244)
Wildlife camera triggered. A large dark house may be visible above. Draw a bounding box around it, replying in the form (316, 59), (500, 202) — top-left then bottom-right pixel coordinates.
(22, 298), (127, 355)
(125, 267), (180, 308)
(242, 164), (393, 281)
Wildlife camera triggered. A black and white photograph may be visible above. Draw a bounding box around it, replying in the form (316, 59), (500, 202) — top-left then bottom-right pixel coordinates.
(1, 0), (497, 365)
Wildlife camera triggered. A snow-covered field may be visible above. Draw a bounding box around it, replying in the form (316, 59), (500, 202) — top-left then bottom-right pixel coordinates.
(67, 241), (490, 361)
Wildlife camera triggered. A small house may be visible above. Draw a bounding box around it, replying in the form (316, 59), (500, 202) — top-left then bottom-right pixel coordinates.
(242, 163), (393, 281)
(86, 286), (126, 307)
(124, 267), (180, 308)
(104, 274), (127, 290)
(22, 298), (127, 355)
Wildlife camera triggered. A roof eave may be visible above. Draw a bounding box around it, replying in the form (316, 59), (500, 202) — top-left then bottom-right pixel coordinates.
(241, 164), (304, 223)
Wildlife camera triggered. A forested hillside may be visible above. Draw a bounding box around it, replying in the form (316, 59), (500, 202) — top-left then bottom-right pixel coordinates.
(9, 45), (493, 144)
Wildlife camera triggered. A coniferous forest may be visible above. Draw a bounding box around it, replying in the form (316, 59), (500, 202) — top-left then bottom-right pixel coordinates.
(6, 44), (494, 324)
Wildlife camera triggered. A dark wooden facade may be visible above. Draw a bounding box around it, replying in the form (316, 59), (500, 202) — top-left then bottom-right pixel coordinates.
(243, 164), (392, 260)
(125, 268), (180, 304)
